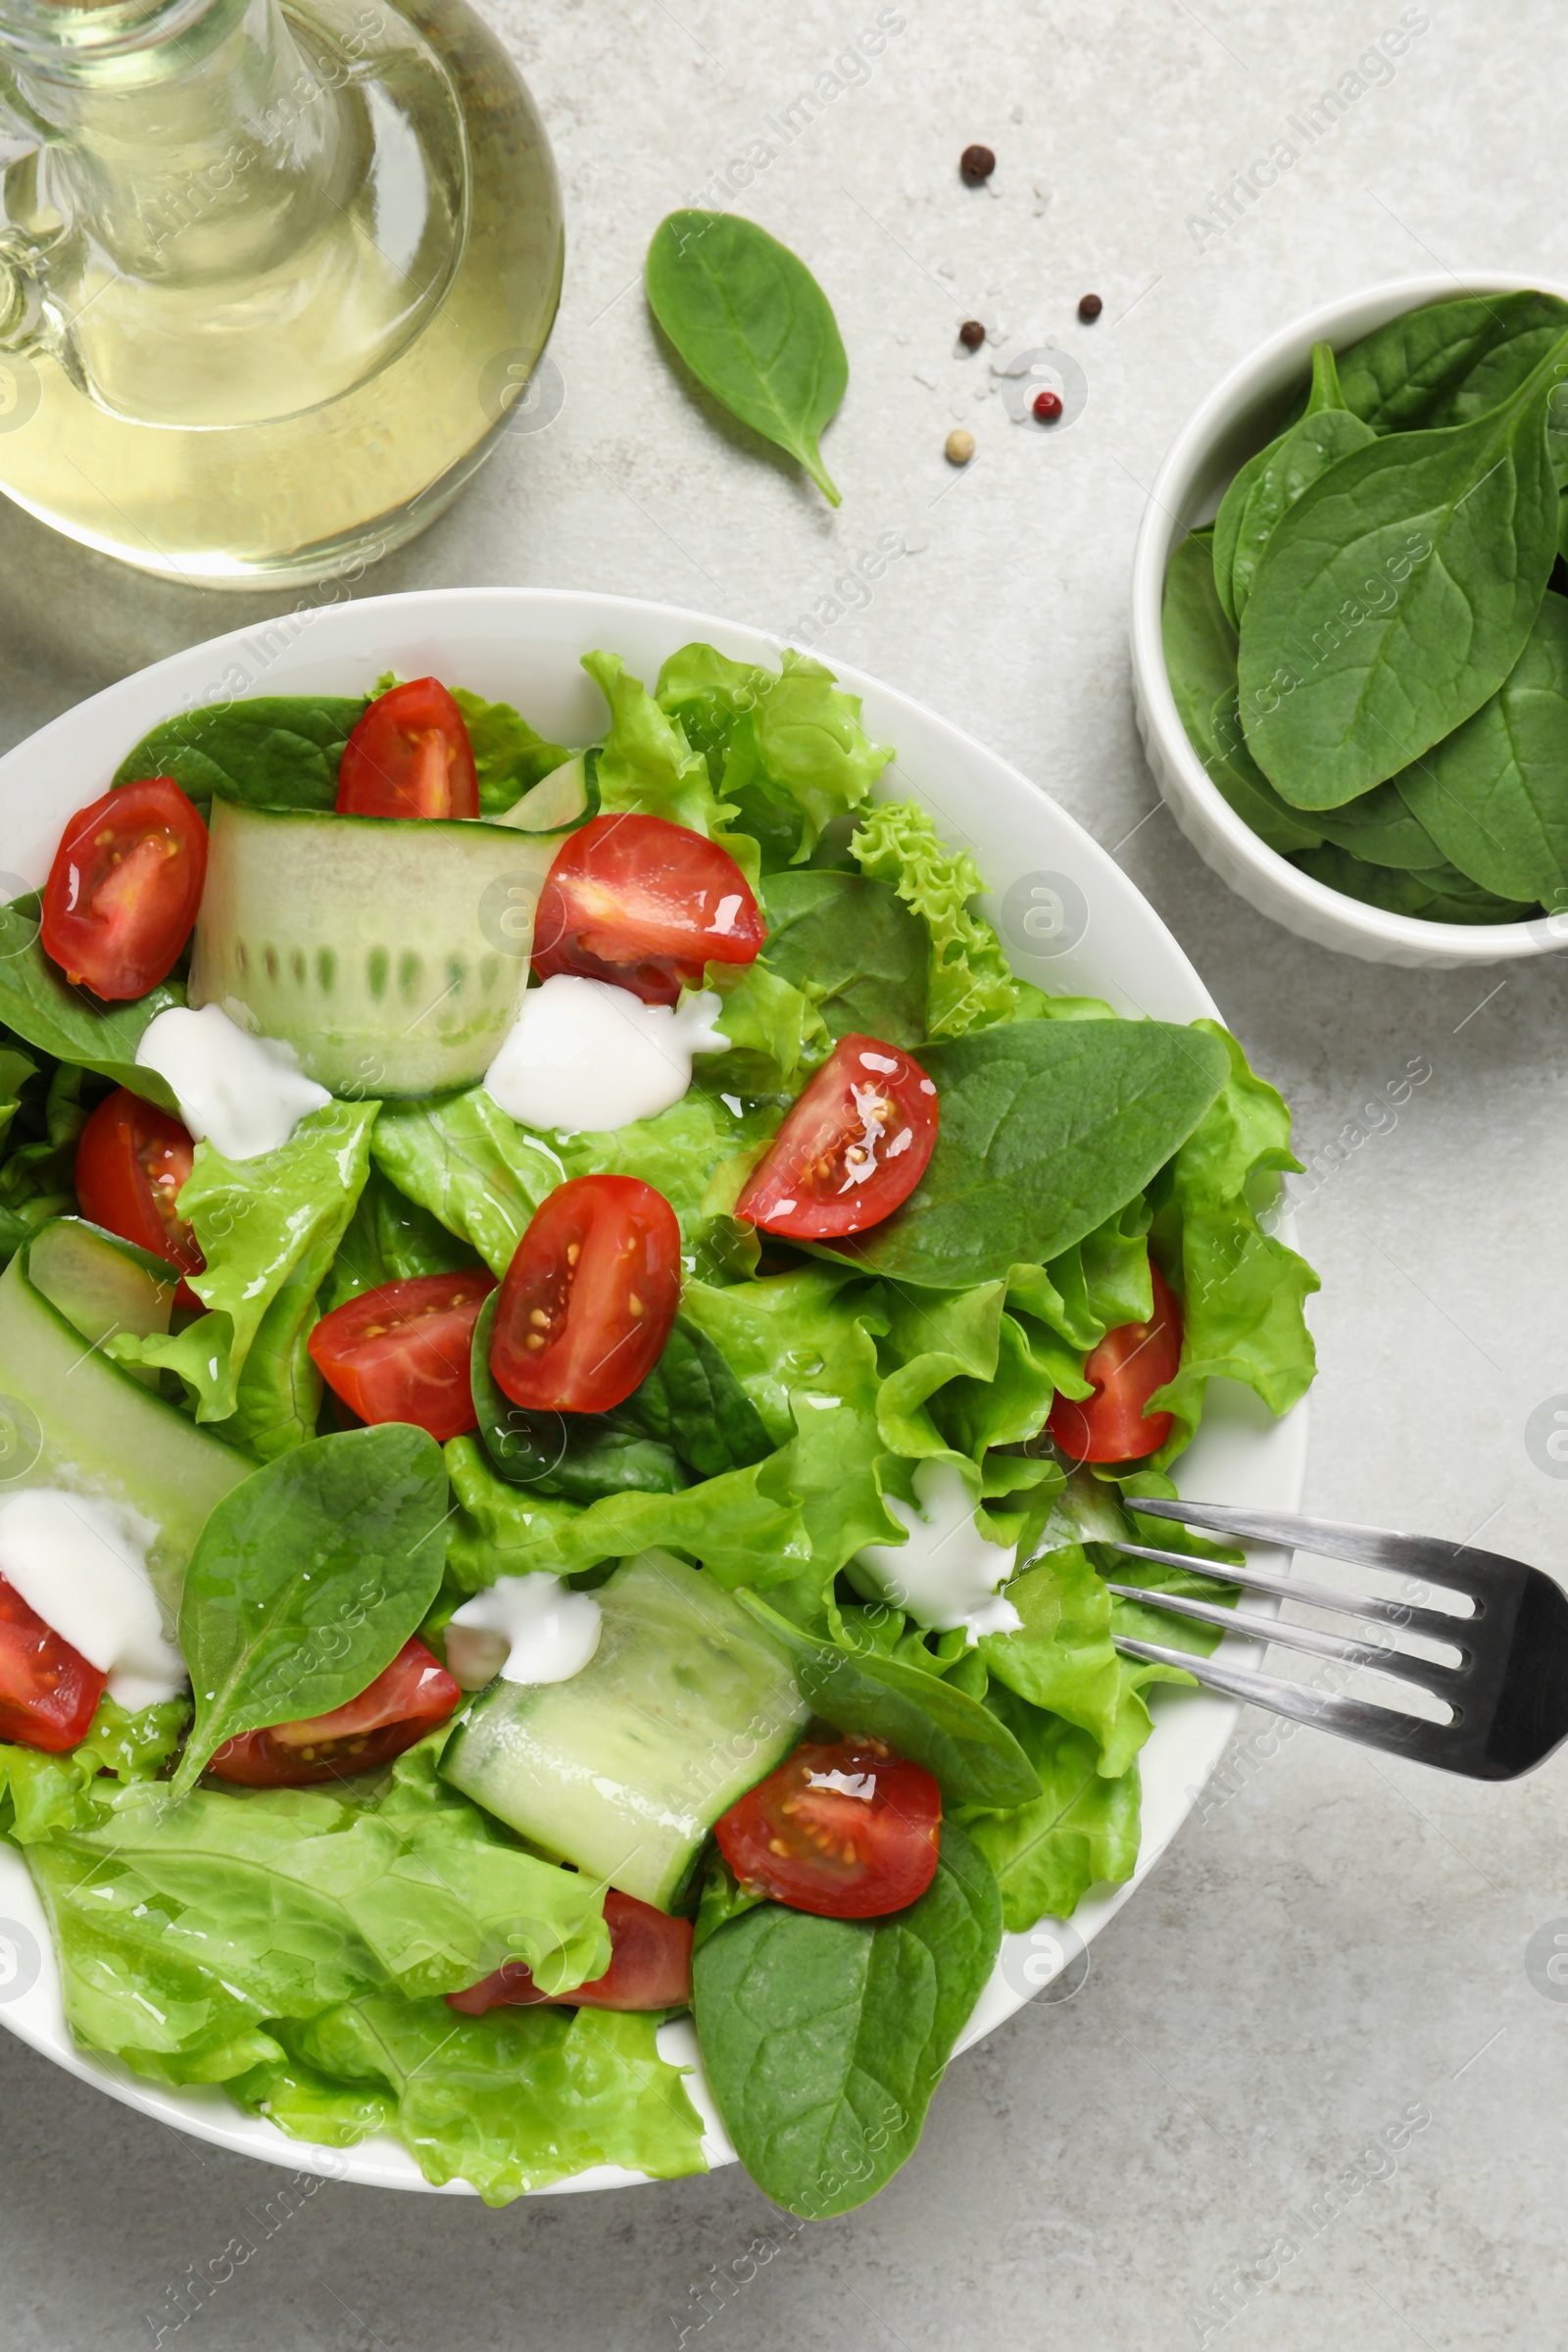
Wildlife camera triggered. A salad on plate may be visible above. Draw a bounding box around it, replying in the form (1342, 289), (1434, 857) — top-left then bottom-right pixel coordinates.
(0, 642), (1318, 2213)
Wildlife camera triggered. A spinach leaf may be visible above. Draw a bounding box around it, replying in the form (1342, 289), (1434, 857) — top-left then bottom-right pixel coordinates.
(451, 689), (571, 816)
(1206, 689), (1327, 855)
(1309, 776), (1449, 870)
(691, 1821), (1001, 2217)
(619, 1313), (774, 1478)
(1238, 330), (1568, 808)
(321, 1165), (483, 1313)
(820, 1017), (1230, 1290)
(734, 1590), (1041, 1808)
(646, 212), (848, 507)
(1394, 589), (1568, 901)
(760, 869), (928, 1048)
(467, 1293), (688, 1500)
(1211, 342), (1377, 625)
(1336, 289), (1568, 434)
(113, 696), (368, 816)
(0, 895), (182, 1111)
(172, 1424), (451, 1793)
(1290, 843), (1535, 924)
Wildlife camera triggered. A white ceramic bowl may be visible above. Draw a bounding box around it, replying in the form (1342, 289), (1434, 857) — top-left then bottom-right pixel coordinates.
(1130, 272), (1568, 969)
(0, 588), (1308, 2197)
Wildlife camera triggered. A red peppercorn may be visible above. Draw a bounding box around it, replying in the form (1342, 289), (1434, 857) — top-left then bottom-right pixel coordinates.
(959, 144), (996, 182)
(1078, 293), (1103, 322)
(1033, 389), (1063, 422)
(958, 318), (986, 350)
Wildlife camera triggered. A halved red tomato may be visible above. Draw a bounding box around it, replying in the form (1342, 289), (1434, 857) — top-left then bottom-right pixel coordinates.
(491, 1174), (681, 1414)
(41, 776), (208, 1001)
(532, 812), (763, 1006)
(0, 1572), (107, 1752)
(736, 1034), (938, 1241)
(336, 677), (479, 820)
(715, 1735), (941, 1919)
(446, 1887), (694, 2015)
(74, 1085), (205, 1309)
(1046, 1262), (1183, 1463)
(208, 1637), (461, 1788)
(308, 1270), (495, 1444)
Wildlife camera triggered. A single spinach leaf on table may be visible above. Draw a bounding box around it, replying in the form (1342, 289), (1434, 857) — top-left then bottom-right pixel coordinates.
(1160, 535), (1323, 855)
(172, 1424), (451, 1793)
(1291, 843), (1536, 924)
(647, 211), (848, 507)
(1394, 589), (1568, 902)
(817, 1017), (1230, 1290)
(760, 869), (929, 1047)
(0, 895), (182, 1111)
(1335, 289), (1568, 434)
(1211, 341), (1377, 626)
(1238, 330), (1568, 808)
(113, 696), (368, 816)
(691, 1821), (1002, 2217)
(734, 1588), (1042, 1809)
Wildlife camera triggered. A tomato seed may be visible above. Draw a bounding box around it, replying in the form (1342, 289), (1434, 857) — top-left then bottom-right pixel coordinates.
(1033, 389), (1063, 422)
(959, 143), (996, 181)
(958, 318), (985, 350)
(1077, 292), (1103, 321)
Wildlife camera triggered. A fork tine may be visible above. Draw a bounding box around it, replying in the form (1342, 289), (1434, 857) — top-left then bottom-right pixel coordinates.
(1103, 1581), (1462, 1698)
(1131, 1497), (1487, 1599)
(1112, 1634), (1459, 1769)
(1109, 1539), (1475, 1647)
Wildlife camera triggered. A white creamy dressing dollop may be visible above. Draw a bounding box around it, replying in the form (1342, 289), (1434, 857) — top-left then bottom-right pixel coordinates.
(482, 974), (728, 1134)
(0, 1489), (186, 1707)
(855, 1458), (1023, 1645)
(136, 1004), (329, 1161)
(446, 1572), (603, 1687)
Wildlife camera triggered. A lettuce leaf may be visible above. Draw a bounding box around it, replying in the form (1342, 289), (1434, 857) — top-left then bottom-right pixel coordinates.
(656, 642), (891, 862)
(0, 1692), (188, 1844)
(320, 1164), (483, 1312)
(1149, 1021), (1319, 1459)
(110, 1102), (378, 1455)
(285, 1996), (706, 2203)
(958, 1694), (1141, 1929)
(450, 689), (570, 815)
(851, 800), (1018, 1036)
(370, 1091), (562, 1277)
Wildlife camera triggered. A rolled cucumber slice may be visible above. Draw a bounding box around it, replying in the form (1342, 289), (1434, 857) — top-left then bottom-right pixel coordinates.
(26, 1218), (175, 1391)
(441, 1550), (809, 1910)
(0, 1235), (252, 1617)
(189, 799), (562, 1098)
(494, 749), (600, 834)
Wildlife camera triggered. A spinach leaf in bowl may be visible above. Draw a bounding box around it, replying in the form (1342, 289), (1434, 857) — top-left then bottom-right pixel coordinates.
(1308, 778), (1449, 870)
(1336, 288), (1568, 435)
(1394, 589), (1568, 904)
(1211, 340), (1376, 627)
(1291, 843), (1536, 925)
(1238, 329), (1568, 808)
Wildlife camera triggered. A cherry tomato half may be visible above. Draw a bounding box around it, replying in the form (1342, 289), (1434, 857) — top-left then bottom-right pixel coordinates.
(74, 1085), (205, 1310)
(0, 1571), (107, 1753)
(208, 1638), (461, 1788)
(1046, 1262), (1183, 1463)
(532, 812), (763, 1007)
(736, 1034), (939, 1242)
(308, 1270), (495, 1444)
(446, 1888), (694, 2016)
(716, 1736), (942, 1920)
(41, 777), (208, 1001)
(491, 1174), (681, 1415)
(336, 677), (479, 820)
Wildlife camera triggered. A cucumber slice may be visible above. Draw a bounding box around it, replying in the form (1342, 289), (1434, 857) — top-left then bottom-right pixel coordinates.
(494, 749), (600, 835)
(440, 1550), (809, 1909)
(26, 1219), (175, 1391)
(189, 799), (562, 1098)
(0, 1235), (252, 1616)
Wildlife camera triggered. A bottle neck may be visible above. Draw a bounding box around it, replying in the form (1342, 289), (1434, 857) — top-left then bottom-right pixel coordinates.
(0, 0), (349, 281)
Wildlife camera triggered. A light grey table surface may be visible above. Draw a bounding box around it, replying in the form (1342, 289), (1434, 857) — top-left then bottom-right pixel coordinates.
(4, 1), (1568, 2345)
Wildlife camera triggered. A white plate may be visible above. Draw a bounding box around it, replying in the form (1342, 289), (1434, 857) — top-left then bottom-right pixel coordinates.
(0, 588), (1307, 2196)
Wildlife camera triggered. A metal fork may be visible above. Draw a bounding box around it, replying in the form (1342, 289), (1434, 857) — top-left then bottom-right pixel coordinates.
(1105, 1497), (1568, 1781)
